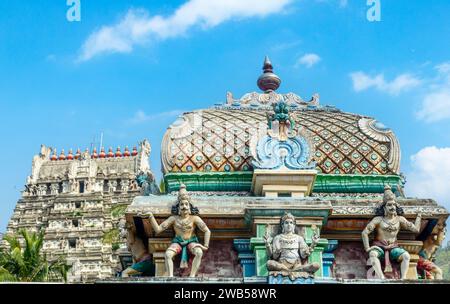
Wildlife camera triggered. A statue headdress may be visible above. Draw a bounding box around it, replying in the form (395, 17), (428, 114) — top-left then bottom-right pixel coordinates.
(172, 184), (199, 215)
(375, 185), (404, 216)
(382, 185), (396, 204)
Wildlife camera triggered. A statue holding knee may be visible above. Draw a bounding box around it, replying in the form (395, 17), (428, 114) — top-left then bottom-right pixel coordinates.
(264, 212), (320, 280)
(362, 185), (422, 280)
(144, 184), (210, 277)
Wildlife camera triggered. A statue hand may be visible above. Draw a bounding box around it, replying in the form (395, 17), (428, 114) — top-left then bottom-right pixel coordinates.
(366, 246), (379, 253)
(137, 211), (153, 218)
(197, 244), (209, 252)
(264, 227), (272, 246)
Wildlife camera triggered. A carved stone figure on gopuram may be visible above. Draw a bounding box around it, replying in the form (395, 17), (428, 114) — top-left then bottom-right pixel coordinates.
(141, 184), (211, 278)
(362, 185), (421, 280)
(417, 223), (446, 280)
(265, 213), (320, 283)
(120, 220), (152, 278)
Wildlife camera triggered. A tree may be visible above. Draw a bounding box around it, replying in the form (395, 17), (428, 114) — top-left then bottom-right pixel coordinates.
(0, 229), (71, 282)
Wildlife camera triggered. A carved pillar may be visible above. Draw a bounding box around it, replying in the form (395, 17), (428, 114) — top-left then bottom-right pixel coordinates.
(250, 224), (268, 277)
(398, 240), (423, 280)
(233, 239), (255, 277)
(322, 240), (338, 278)
(148, 238), (171, 277)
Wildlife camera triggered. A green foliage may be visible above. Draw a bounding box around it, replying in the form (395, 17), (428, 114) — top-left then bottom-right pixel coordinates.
(110, 205), (127, 219)
(159, 179), (166, 194)
(72, 211), (83, 217)
(102, 228), (120, 244)
(102, 228), (122, 252)
(0, 230), (71, 282)
(435, 245), (450, 280)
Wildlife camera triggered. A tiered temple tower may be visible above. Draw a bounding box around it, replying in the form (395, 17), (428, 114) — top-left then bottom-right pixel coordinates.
(5, 140), (158, 282)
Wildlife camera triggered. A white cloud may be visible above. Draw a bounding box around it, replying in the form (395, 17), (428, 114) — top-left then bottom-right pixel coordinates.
(350, 72), (421, 95)
(127, 110), (184, 124)
(405, 146), (450, 211)
(315, 0), (348, 7)
(295, 53), (321, 68)
(416, 62), (450, 123)
(78, 0), (292, 61)
(416, 89), (450, 123)
(435, 62), (450, 74)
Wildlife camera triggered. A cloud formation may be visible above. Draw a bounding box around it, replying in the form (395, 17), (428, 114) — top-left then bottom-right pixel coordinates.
(78, 0), (292, 62)
(350, 72), (421, 95)
(127, 110), (184, 124)
(416, 62), (450, 123)
(405, 146), (450, 211)
(296, 53), (321, 68)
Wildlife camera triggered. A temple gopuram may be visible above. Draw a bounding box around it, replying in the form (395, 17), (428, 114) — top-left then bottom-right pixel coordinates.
(5, 141), (159, 282)
(6, 57), (448, 284)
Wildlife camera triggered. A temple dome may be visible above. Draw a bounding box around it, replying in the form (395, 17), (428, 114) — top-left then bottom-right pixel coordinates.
(161, 97), (400, 176)
(161, 59), (401, 177)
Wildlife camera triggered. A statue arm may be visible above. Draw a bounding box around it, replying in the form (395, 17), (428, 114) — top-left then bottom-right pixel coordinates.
(362, 217), (380, 251)
(146, 213), (174, 235)
(195, 216), (211, 248)
(271, 236), (281, 259)
(400, 214), (422, 234)
(264, 227), (273, 258)
(299, 237), (311, 259)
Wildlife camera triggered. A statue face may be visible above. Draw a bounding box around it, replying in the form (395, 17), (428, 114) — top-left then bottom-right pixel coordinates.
(437, 228), (446, 243)
(282, 218), (295, 234)
(384, 199), (397, 216)
(179, 199), (191, 215)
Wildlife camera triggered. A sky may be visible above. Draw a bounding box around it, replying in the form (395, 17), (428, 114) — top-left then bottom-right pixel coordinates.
(0, 0), (450, 235)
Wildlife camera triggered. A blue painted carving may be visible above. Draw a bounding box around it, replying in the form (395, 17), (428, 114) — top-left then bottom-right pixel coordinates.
(252, 135), (316, 170)
(233, 239), (256, 278)
(268, 275), (315, 284)
(322, 240), (338, 278)
(136, 171), (160, 196)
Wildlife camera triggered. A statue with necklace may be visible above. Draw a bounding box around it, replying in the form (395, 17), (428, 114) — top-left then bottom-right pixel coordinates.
(142, 184), (210, 277)
(264, 212), (320, 280)
(362, 185), (422, 279)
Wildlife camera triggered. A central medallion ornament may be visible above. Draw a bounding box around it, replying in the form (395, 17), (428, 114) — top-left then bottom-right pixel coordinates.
(251, 99), (317, 197)
(252, 100), (315, 170)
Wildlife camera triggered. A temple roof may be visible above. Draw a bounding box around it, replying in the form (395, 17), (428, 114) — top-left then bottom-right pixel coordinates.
(161, 106), (400, 176)
(161, 58), (401, 178)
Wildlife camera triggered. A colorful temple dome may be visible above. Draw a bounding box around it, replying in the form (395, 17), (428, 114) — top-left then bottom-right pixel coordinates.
(161, 58), (401, 186)
(162, 107), (400, 176)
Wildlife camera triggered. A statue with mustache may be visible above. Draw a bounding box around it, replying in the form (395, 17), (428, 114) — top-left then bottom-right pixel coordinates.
(141, 184), (210, 277)
(362, 185), (422, 280)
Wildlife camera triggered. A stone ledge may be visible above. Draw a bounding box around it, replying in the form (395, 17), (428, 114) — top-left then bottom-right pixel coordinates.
(96, 277), (244, 284)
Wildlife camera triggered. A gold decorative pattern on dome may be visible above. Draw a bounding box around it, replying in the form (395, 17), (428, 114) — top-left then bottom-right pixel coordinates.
(161, 108), (401, 175)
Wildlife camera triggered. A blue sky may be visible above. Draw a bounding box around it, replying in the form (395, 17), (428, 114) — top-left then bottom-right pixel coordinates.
(1, 0), (450, 233)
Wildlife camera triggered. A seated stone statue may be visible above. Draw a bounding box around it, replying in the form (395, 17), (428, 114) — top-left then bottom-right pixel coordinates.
(143, 184), (211, 277)
(362, 185), (421, 280)
(264, 212), (320, 280)
(120, 221), (152, 277)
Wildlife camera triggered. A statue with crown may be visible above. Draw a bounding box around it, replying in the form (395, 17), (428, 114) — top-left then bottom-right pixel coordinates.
(137, 184), (210, 278)
(362, 185), (422, 280)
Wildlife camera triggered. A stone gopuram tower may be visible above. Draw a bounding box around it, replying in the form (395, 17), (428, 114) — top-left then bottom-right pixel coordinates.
(5, 140), (158, 282)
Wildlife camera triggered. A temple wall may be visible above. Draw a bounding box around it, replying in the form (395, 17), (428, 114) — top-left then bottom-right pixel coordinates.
(333, 242), (368, 279)
(173, 241), (242, 278)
